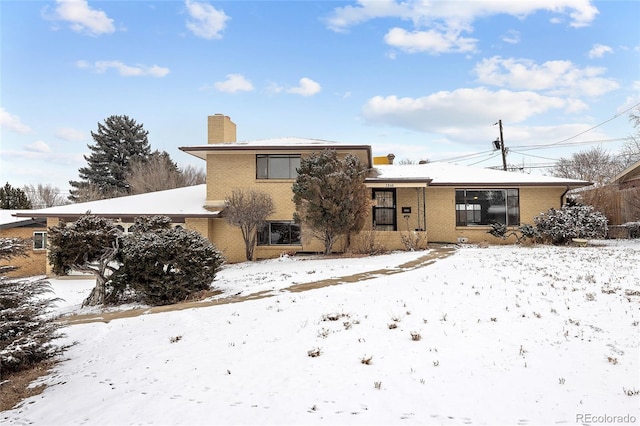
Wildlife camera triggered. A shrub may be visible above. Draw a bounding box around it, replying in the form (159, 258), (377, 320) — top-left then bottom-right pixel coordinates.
(487, 223), (540, 244)
(1, 238), (66, 375)
(534, 204), (608, 245)
(113, 219), (224, 306)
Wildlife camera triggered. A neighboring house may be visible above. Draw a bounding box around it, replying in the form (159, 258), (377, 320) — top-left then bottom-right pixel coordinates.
(15, 114), (592, 270)
(612, 159), (640, 224)
(0, 210), (48, 277)
(574, 159), (640, 233)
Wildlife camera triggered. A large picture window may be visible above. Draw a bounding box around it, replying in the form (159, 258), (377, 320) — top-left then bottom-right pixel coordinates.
(455, 189), (519, 226)
(257, 221), (301, 245)
(256, 155), (301, 179)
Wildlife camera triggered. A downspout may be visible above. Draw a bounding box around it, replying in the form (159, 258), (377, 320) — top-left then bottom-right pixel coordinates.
(560, 186), (571, 207)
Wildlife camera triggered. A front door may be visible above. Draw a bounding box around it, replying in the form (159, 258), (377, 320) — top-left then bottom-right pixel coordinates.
(372, 189), (397, 231)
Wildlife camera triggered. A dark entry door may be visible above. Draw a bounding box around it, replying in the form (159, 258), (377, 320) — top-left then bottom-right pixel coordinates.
(372, 189), (397, 231)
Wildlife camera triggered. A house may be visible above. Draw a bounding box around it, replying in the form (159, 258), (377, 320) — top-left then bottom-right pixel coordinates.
(612, 159), (640, 224)
(0, 210), (48, 277)
(14, 114), (592, 272)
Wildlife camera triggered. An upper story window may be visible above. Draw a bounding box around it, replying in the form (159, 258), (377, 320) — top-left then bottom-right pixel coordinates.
(256, 155), (300, 179)
(33, 231), (47, 250)
(455, 189), (519, 227)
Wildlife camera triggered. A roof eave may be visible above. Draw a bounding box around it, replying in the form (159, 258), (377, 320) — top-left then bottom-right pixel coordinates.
(179, 144), (374, 168)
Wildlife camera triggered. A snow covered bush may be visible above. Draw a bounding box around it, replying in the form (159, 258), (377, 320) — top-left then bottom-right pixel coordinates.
(1, 238), (66, 376)
(112, 216), (224, 306)
(534, 204), (608, 245)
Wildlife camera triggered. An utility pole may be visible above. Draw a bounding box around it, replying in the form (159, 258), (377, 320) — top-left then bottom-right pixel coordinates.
(493, 119), (507, 171)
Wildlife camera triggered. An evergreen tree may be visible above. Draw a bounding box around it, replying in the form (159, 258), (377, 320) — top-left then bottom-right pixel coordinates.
(47, 215), (122, 306)
(0, 238), (65, 376)
(0, 183), (32, 209)
(69, 115), (151, 201)
(292, 150), (369, 255)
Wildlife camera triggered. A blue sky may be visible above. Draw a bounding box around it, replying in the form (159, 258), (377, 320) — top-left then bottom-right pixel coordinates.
(1, 0), (639, 194)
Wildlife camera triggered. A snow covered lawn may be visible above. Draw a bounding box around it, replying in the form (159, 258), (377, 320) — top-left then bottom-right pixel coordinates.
(3, 241), (640, 425)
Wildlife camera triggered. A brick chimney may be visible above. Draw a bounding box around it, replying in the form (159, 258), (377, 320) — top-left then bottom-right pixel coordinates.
(207, 114), (236, 144)
(386, 153), (395, 164)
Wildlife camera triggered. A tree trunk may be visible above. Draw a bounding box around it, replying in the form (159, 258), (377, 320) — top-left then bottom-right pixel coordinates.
(82, 274), (106, 307)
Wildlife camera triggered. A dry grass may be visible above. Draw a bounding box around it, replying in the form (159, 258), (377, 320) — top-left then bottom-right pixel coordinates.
(0, 361), (56, 412)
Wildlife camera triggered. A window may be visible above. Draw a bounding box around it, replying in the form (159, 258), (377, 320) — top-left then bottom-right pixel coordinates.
(257, 222), (301, 245)
(455, 189), (519, 226)
(372, 189), (396, 231)
(256, 155), (301, 179)
(33, 231), (47, 250)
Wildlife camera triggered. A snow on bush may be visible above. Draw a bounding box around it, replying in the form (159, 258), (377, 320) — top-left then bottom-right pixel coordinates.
(0, 238), (66, 375)
(534, 204), (608, 244)
(112, 216), (225, 306)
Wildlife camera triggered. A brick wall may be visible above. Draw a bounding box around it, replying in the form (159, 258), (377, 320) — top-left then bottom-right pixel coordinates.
(0, 226), (48, 277)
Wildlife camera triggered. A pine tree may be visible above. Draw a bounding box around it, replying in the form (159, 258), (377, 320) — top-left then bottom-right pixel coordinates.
(0, 183), (32, 209)
(292, 150), (369, 255)
(69, 115), (151, 201)
(0, 238), (65, 376)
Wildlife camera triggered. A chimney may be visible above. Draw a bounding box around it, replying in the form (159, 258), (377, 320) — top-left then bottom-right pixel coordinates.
(207, 114), (236, 144)
(386, 153), (396, 165)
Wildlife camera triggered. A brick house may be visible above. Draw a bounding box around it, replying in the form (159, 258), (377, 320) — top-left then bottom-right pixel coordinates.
(14, 114), (592, 270)
(0, 210), (48, 277)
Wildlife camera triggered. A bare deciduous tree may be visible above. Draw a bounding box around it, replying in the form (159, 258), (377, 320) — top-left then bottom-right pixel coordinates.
(126, 151), (206, 195)
(620, 108), (640, 168)
(180, 164), (206, 186)
(551, 146), (623, 186)
(22, 184), (68, 208)
(224, 189), (275, 261)
(67, 182), (125, 203)
(127, 151), (182, 194)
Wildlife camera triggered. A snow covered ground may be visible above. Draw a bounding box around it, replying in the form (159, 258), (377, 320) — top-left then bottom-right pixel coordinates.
(3, 241), (640, 425)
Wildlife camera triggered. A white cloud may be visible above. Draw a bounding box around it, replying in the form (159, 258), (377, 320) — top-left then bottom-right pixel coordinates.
(55, 127), (86, 141)
(48, 0), (115, 36)
(0, 108), (32, 133)
(588, 43), (613, 59)
(76, 60), (170, 77)
(501, 30), (520, 45)
(473, 56), (619, 97)
(361, 87), (579, 133)
(25, 140), (52, 154)
(326, 0), (598, 54)
(213, 74), (254, 93)
(384, 27), (477, 54)
(265, 82), (284, 95)
(286, 78), (322, 97)
(185, 0), (229, 40)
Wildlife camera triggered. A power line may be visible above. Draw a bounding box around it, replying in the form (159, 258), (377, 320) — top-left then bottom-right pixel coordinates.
(544, 101), (640, 147)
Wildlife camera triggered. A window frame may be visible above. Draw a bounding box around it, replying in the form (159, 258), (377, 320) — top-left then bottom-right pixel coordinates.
(33, 231), (47, 250)
(256, 154), (301, 180)
(455, 188), (520, 227)
(257, 221), (302, 246)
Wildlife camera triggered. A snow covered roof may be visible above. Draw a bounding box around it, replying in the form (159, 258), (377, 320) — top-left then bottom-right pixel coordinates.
(180, 138), (373, 166)
(0, 210), (47, 228)
(370, 162), (592, 187)
(12, 185), (218, 221)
